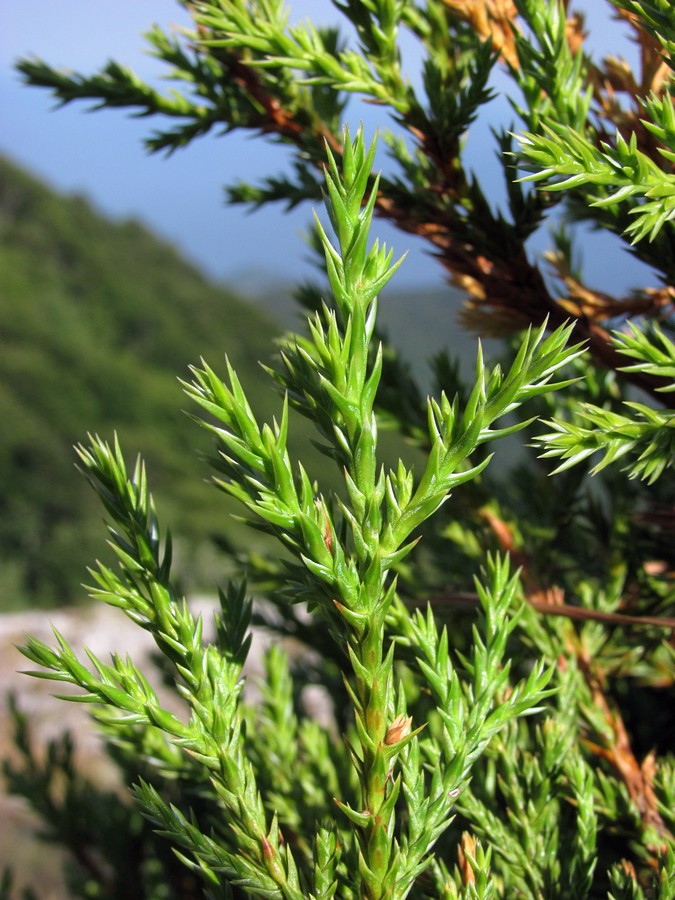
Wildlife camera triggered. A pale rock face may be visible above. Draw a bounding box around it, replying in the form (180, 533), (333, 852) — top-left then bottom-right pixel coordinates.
(1, 598), (216, 769)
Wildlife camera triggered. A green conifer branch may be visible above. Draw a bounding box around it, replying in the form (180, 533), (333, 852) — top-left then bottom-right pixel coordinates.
(535, 322), (675, 482)
(20, 434), (306, 896)
(7, 5), (675, 897)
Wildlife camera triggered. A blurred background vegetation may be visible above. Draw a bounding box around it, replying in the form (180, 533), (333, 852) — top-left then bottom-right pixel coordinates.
(0, 155), (288, 610)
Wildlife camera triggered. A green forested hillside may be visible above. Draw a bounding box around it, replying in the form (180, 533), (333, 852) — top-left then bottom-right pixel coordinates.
(0, 156), (286, 609)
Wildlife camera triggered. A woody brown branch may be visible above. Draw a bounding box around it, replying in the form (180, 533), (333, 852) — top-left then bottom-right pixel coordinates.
(427, 501), (673, 855)
(203, 37), (343, 154)
(425, 589), (675, 631)
(204, 18), (673, 403)
(425, 587), (673, 857)
(577, 648), (670, 854)
(375, 191), (672, 403)
(406, 2), (673, 400)
(229, 57), (342, 154)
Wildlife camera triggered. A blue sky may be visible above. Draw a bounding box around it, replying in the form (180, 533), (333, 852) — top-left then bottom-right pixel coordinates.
(1, 1), (654, 296)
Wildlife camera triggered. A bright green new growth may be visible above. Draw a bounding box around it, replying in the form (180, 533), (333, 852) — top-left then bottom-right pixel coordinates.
(517, 121), (675, 245)
(535, 323), (675, 483)
(19, 130), (580, 899)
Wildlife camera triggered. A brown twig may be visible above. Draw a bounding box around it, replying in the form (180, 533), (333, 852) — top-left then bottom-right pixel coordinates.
(577, 646), (670, 851)
(426, 589), (675, 630)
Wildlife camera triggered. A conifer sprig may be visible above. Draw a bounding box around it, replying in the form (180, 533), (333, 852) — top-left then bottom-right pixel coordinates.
(516, 123), (675, 245)
(20, 435), (306, 896)
(535, 323), (675, 483)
